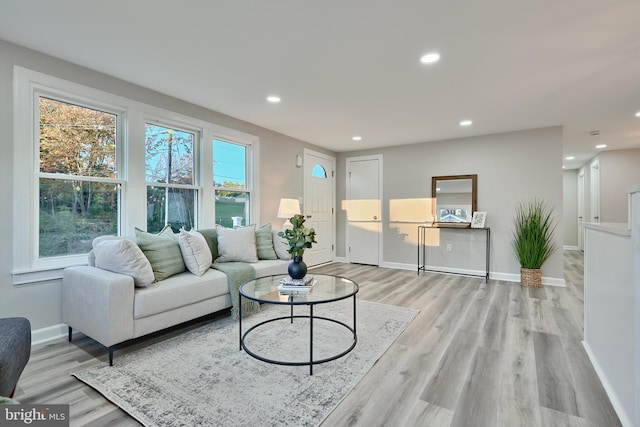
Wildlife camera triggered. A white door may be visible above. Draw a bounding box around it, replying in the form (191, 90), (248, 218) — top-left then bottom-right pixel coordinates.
(303, 150), (335, 266)
(346, 155), (382, 266)
(578, 170), (585, 251)
(590, 159), (600, 222)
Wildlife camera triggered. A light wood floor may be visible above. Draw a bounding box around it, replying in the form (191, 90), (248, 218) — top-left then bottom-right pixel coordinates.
(14, 251), (621, 426)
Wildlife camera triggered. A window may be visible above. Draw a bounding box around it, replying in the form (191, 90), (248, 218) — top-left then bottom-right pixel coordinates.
(145, 124), (197, 233)
(213, 139), (251, 227)
(311, 164), (328, 178)
(38, 97), (121, 257)
(13, 67), (260, 284)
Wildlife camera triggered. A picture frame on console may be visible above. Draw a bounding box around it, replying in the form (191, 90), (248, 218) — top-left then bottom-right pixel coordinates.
(471, 211), (487, 228)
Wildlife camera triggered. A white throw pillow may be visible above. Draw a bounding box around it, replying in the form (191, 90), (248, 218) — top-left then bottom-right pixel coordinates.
(178, 229), (213, 276)
(93, 239), (155, 287)
(272, 229), (291, 260)
(215, 224), (258, 263)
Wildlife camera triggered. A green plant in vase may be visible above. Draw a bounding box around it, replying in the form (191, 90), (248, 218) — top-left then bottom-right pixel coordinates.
(512, 198), (557, 287)
(278, 214), (317, 279)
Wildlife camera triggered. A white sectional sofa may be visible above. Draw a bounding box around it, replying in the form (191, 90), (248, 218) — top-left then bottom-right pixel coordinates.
(62, 224), (290, 365)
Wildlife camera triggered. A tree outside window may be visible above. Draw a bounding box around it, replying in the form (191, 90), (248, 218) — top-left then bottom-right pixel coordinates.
(38, 97), (119, 257)
(145, 124), (197, 233)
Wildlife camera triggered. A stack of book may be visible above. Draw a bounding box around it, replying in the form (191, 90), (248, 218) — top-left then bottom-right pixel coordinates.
(277, 275), (315, 292)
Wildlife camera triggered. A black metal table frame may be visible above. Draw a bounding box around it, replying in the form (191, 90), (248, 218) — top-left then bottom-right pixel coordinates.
(238, 282), (358, 375)
(417, 225), (491, 283)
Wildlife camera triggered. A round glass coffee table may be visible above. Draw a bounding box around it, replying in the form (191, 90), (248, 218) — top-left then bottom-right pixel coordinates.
(239, 274), (358, 375)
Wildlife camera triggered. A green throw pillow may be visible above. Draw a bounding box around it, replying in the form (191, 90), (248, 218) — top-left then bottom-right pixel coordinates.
(256, 223), (278, 260)
(197, 228), (219, 261)
(135, 225), (186, 281)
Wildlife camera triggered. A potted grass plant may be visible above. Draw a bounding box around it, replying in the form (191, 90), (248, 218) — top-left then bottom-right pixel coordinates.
(512, 199), (557, 288)
(278, 214), (317, 279)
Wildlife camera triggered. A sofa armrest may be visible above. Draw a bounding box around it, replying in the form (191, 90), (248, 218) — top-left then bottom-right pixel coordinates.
(62, 266), (135, 348)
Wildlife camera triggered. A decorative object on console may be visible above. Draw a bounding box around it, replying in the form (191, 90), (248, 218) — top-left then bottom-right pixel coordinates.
(277, 198), (301, 228)
(278, 214), (316, 279)
(512, 199), (557, 288)
(471, 211), (487, 228)
(431, 174), (477, 227)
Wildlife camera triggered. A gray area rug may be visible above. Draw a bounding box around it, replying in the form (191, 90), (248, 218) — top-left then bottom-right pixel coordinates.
(72, 299), (418, 426)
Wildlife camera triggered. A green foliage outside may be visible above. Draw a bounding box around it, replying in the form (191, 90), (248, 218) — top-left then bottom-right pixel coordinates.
(38, 98), (118, 257)
(39, 179), (117, 257)
(38, 99), (249, 258)
(215, 198), (247, 228)
(512, 199), (557, 269)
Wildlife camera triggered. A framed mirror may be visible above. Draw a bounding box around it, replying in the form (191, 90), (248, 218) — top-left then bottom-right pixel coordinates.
(431, 174), (477, 227)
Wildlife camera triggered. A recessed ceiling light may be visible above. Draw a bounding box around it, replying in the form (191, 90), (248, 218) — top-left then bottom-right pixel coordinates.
(635, 111), (640, 117)
(352, 136), (362, 141)
(595, 144), (607, 149)
(565, 156), (575, 160)
(267, 95), (281, 103)
(420, 52), (441, 64)
(562, 165), (565, 169)
(459, 120), (472, 127)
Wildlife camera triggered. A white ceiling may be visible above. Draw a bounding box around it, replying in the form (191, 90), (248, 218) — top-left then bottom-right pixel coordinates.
(1, 0), (639, 169)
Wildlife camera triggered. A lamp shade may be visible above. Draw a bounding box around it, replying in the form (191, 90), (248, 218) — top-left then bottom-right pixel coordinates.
(277, 198), (301, 218)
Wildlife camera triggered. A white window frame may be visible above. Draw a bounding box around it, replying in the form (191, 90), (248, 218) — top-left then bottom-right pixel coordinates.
(206, 126), (260, 229)
(13, 67), (127, 284)
(143, 118), (201, 232)
(12, 67), (260, 284)
(212, 137), (256, 228)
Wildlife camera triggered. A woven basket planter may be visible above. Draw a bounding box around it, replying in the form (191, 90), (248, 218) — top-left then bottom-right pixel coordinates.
(520, 268), (542, 288)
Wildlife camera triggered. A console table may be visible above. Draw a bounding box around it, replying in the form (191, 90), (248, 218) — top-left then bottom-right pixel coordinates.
(417, 225), (490, 282)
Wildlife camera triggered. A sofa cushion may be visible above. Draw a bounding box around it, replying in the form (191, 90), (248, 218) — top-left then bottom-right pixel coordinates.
(89, 235), (134, 267)
(256, 223), (278, 260)
(93, 239), (155, 287)
(178, 230), (213, 276)
(272, 230), (291, 260)
(135, 225), (186, 281)
(133, 269), (229, 319)
(197, 228), (219, 260)
(252, 259), (290, 278)
(215, 225), (258, 263)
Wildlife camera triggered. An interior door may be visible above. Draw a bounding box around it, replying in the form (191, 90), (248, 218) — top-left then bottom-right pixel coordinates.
(346, 155), (382, 266)
(578, 169), (585, 251)
(303, 150), (335, 266)
(590, 159), (600, 222)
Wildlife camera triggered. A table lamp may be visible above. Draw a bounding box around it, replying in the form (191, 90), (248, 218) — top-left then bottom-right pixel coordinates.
(277, 198), (301, 228)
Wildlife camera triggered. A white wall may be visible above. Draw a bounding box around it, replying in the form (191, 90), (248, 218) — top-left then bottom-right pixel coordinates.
(563, 170), (578, 248)
(582, 186), (639, 427)
(336, 127), (565, 282)
(598, 148), (640, 223)
(0, 39), (334, 337)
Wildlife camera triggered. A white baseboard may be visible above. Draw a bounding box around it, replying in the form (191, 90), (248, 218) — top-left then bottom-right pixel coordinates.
(488, 271), (565, 287)
(582, 341), (633, 427)
(332, 257), (348, 263)
(374, 262), (566, 287)
(563, 245), (580, 251)
(31, 323), (68, 346)
(380, 261), (415, 271)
